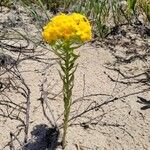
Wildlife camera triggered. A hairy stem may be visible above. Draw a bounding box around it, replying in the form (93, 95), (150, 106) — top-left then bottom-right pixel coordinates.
(60, 44), (76, 149)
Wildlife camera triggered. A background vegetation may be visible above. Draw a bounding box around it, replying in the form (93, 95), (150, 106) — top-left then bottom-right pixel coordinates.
(1, 0), (150, 39)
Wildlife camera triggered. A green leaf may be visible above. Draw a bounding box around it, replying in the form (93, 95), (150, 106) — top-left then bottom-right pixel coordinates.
(59, 62), (66, 74)
(127, 0), (137, 12)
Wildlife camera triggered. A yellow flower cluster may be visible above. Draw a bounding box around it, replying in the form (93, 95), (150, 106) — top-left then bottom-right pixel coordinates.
(42, 13), (92, 44)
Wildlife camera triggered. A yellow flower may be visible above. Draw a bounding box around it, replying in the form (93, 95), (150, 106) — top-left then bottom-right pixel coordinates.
(42, 13), (92, 44)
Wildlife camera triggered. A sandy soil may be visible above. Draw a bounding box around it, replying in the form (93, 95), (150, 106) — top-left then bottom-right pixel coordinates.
(0, 4), (150, 150)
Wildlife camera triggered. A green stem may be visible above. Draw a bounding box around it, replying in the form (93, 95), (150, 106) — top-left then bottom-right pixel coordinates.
(55, 42), (78, 149)
(62, 44), (73, 149)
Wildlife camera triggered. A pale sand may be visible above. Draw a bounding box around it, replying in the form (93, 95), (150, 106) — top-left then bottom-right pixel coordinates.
(0, 5), (150, 150)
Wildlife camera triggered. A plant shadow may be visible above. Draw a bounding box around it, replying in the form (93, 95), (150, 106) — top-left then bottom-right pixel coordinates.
(27, 124), (60, 150)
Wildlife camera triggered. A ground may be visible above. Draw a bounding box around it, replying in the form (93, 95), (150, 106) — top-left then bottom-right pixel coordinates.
(0, 4), (150, 150)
